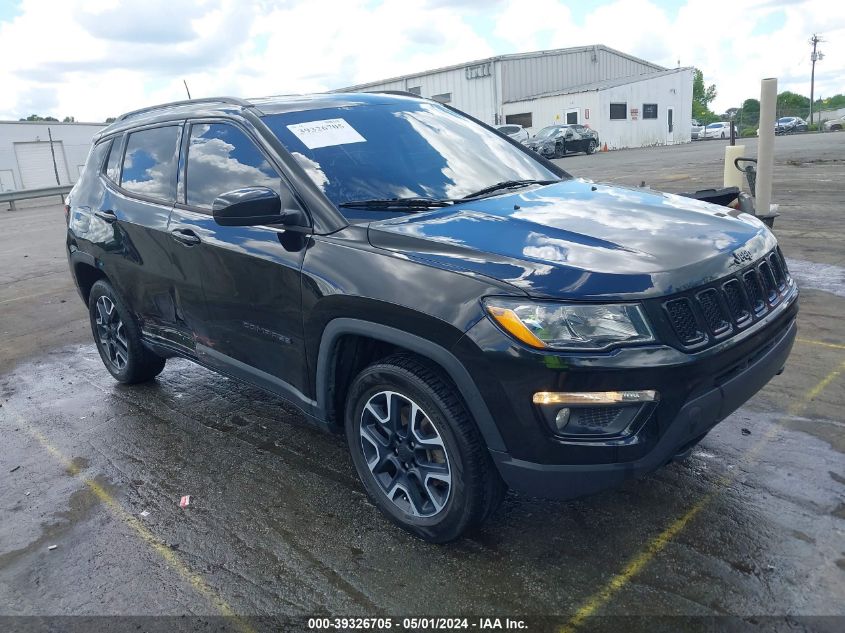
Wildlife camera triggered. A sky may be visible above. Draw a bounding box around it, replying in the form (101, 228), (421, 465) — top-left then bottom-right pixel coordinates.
(0, 0), (843, 122)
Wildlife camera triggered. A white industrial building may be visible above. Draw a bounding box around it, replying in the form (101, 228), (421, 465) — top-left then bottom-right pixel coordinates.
(0, 121), (104, 192)
(339, 45), (694, 149)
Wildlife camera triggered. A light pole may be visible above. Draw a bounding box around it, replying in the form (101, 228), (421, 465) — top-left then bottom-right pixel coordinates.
(809, 34), (824, 128)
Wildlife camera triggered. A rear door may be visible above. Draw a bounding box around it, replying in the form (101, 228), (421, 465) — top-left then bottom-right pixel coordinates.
(169, 120), (310, 397)
(97, 124), (192, 350)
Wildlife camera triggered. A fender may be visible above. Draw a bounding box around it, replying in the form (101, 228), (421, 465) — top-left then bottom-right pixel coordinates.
(315, 318), (506, 452)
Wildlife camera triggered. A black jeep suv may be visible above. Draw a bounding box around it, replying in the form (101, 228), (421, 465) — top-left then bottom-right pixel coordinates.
(66, 93), (798, 542)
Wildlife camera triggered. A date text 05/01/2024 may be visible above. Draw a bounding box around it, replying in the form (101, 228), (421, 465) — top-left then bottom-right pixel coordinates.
(306, 617), (528, 630)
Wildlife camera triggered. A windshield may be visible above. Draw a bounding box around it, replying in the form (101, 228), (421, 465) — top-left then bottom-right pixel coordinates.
(706, 123), (723, 129)
(533, 126), (562, 139)
(261, 100), (559, 214)
(778, 118), (792, 124)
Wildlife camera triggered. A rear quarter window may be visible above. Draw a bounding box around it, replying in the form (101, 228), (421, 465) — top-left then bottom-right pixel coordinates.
(105, 136), (123, 183)
(120, 126), (181, 202)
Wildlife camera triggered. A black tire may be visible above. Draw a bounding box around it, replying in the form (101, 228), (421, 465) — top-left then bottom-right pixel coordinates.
(88, 280), (166, 384)
(345, 353), (506, 543)
(586, 139), (597, 155)
(720, 132), (725, 139)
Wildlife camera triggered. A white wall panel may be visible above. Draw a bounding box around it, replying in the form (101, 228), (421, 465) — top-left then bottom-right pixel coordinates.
(0, 122), (103, 191)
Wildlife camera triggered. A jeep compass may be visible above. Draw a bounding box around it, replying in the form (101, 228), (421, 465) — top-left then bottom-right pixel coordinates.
(66, 93), (798, 542)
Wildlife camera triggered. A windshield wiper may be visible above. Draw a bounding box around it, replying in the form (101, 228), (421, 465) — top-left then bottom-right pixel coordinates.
(338, 197), (456, 210)
(461, 179), (560, 200)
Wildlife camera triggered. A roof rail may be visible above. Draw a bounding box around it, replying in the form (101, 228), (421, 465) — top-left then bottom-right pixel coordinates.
(116, 97), (253, 122)
(369, 90), (426, 99)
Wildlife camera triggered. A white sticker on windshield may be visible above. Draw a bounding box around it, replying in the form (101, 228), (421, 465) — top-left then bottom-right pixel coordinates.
(286, 118), (366, 150)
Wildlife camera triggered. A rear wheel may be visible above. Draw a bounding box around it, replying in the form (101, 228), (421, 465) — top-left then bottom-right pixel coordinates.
(88, 280), (166, 384)
(345, 354), (506, 542)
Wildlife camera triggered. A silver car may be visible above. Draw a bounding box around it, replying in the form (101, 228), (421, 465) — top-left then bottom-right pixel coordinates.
(496, 124), (530, 144)
(823, 116), (844, 131)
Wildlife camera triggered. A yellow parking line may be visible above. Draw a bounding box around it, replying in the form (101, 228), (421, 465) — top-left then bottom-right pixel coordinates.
(560, 357), (845, 632)
(796, 337), (845, 351)
(5, 411), (253, 632)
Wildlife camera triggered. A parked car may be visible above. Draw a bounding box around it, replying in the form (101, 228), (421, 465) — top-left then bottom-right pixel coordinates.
(691, 118), (704, 140)
(66, 92), (798, 542)
(775, 117), (808, 134)
(701, 121), (733, 139)
(756, 117), (809, 136)
(823, 115), (844, 131)
(526, 124), (599, 157)
(496, 124), (529, 144)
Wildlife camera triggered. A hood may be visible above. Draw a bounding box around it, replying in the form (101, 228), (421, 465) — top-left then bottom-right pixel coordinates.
(367, 179), (776, 300)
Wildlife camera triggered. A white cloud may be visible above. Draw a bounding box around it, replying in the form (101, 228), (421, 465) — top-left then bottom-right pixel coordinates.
(0, 0), (843, 121)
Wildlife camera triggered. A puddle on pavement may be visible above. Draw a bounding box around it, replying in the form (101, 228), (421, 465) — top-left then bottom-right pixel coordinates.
(786, 259), (845, 298)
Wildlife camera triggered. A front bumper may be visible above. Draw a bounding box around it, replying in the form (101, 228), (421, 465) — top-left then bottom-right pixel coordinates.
(488, 316), (795, 498)
(528, 144), (555, 157)
(453, 284), (798, 500)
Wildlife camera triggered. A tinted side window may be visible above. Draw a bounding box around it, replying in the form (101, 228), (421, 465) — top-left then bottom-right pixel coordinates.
(105, 136), (123, 183)
(121, 126), (181, 202)
(87, 140), (110, 176)
(186, 123), (279, 209)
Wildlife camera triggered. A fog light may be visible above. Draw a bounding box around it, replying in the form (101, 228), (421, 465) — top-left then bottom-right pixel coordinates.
(554, 408), (571, 431)
(533, 390), (658, 405)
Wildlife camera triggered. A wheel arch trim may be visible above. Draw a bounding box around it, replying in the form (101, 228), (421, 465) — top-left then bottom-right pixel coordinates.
(316, 318), (506, 452)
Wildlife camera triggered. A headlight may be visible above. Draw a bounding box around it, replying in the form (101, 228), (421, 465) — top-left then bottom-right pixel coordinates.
(483, 298), (655, 350)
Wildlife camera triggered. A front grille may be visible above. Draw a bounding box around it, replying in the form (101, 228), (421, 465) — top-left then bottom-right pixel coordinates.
(664, 298), (704, 344)
(698, 289), (730, 334)
(723, 279), (751, 324)
(743, 270), (765, 313)
(759, 261), (778, 303)
(661, 248), (794, 349)
(769, 253), (786, 289)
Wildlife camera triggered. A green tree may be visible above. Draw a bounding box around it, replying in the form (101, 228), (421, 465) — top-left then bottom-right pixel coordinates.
(19, 114), (59, 122)
(692, 68), (718, 123)
(738, 98), (760, 128)
(777, 91), (809, 117)
(105, 117), (116, 123)
(62, 116), (75, 123)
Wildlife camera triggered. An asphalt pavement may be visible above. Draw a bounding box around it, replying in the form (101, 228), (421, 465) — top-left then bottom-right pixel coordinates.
(1, 133), (843, 632)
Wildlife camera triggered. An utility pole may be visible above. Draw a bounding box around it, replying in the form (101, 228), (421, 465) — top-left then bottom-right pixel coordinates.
(809, 34), (824, 128)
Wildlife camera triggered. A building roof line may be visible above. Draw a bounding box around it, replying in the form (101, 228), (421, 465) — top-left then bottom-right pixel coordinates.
(336, 44), (665, 91)
(502, 67), (694, 104)
(0, 120), (107, 126)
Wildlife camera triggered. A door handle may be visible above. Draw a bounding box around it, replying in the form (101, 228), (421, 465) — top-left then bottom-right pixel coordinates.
(170, 228), (201, 246)
(94, 209), (117, 223)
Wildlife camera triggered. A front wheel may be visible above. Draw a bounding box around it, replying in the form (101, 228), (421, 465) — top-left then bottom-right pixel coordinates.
(88, 280), (166, 384)
(586, 139), (597, 154)
(345, 354), (506, 542)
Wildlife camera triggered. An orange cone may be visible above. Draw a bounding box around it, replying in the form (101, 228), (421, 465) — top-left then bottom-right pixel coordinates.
(602, 142), (609, 152)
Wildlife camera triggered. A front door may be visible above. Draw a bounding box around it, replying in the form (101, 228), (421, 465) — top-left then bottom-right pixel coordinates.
(175, 120), (309, 398)
(667, 107), (675, 143)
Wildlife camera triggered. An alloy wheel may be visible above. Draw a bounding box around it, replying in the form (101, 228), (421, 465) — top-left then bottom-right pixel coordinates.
(359, 390), (452, 518)
(95, 295), (128, 370)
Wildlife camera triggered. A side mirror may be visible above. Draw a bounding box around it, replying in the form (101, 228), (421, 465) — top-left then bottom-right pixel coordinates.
(212, 186), (308, 228)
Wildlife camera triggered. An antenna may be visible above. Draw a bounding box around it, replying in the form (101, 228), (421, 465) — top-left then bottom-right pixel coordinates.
(183, 80), (192, 100)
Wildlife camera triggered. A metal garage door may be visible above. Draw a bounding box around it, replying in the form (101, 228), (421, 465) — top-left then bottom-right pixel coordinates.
(14, 141), (70, 189)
